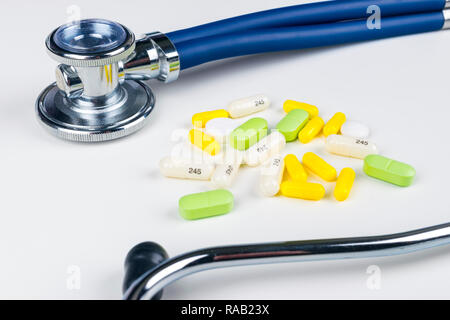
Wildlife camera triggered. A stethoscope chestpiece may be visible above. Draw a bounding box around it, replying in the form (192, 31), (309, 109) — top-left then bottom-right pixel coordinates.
(47, 19), (136, 68)
(36, 19), (179, 142)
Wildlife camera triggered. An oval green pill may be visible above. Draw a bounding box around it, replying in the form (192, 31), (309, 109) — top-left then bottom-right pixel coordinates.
(276, 109), (309, 142)
(179, 189), (234, 220)
(230, 117), (268, 150)
(363, 155), (416, 187)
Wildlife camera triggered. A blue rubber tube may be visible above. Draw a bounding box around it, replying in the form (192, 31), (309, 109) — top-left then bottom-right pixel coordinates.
(176, 12), (444, 70)
(167, 0), (446, 44)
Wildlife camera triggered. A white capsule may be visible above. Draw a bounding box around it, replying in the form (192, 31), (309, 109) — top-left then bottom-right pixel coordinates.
(340, 121), (370, 139)
(211, 151), (244, 188)
(325, 134), (378, 159)
(260, 155), (285, 197)
(244, 131), (286, 167)
(159, 156), (215, 180)
(227, 94), (270, 118)
(204, 118), (240, 144)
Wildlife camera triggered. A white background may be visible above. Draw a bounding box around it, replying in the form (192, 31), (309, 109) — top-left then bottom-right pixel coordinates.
(0, 0), (449, 299)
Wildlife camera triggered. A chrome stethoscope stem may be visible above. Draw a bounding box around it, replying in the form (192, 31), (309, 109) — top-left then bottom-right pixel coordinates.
(123, 222), (450, 300)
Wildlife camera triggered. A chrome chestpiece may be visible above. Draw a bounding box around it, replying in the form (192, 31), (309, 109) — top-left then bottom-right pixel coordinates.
(36, 19), (180, 142)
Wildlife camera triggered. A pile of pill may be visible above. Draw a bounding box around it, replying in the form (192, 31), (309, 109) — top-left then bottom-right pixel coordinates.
(159, 95), (416, 220)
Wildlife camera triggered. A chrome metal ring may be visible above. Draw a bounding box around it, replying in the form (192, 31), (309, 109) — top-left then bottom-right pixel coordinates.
(147, 32), (180, 83)
(443, 9), (450, 30)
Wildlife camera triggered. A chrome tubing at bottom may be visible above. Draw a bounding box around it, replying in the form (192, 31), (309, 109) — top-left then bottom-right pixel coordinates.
(124, 222), (450, 300)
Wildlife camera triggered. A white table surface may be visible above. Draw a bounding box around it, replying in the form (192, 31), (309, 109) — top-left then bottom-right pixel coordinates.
(1, 0), (449, 299)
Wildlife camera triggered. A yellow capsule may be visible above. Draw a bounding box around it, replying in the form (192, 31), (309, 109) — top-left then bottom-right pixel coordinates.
(189, 129), (221, 155)
(282, 164), (292, 183)
(284, 154), (307, 182)
(323, 112), (346, 137)
(192, 109), (229, 128)
(280, 181), (325, 201)
(302, 152), (337, 182)
(334, 168), (356, 201)
(283, 100), (319, 119)
(298, 116), (324, 144)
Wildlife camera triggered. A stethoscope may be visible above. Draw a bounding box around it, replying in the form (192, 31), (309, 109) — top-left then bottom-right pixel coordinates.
(34, 0), (450, 299)
(123, 223), (450, 300)
(36, 0), (450, 142)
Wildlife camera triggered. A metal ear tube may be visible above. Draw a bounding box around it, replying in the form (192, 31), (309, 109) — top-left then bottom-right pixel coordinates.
(123, 223), (450, 300)
(36, 19), (179, 142)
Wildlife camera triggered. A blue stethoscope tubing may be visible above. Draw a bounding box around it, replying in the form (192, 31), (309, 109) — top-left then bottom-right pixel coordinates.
(166, 0), (448, 70)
